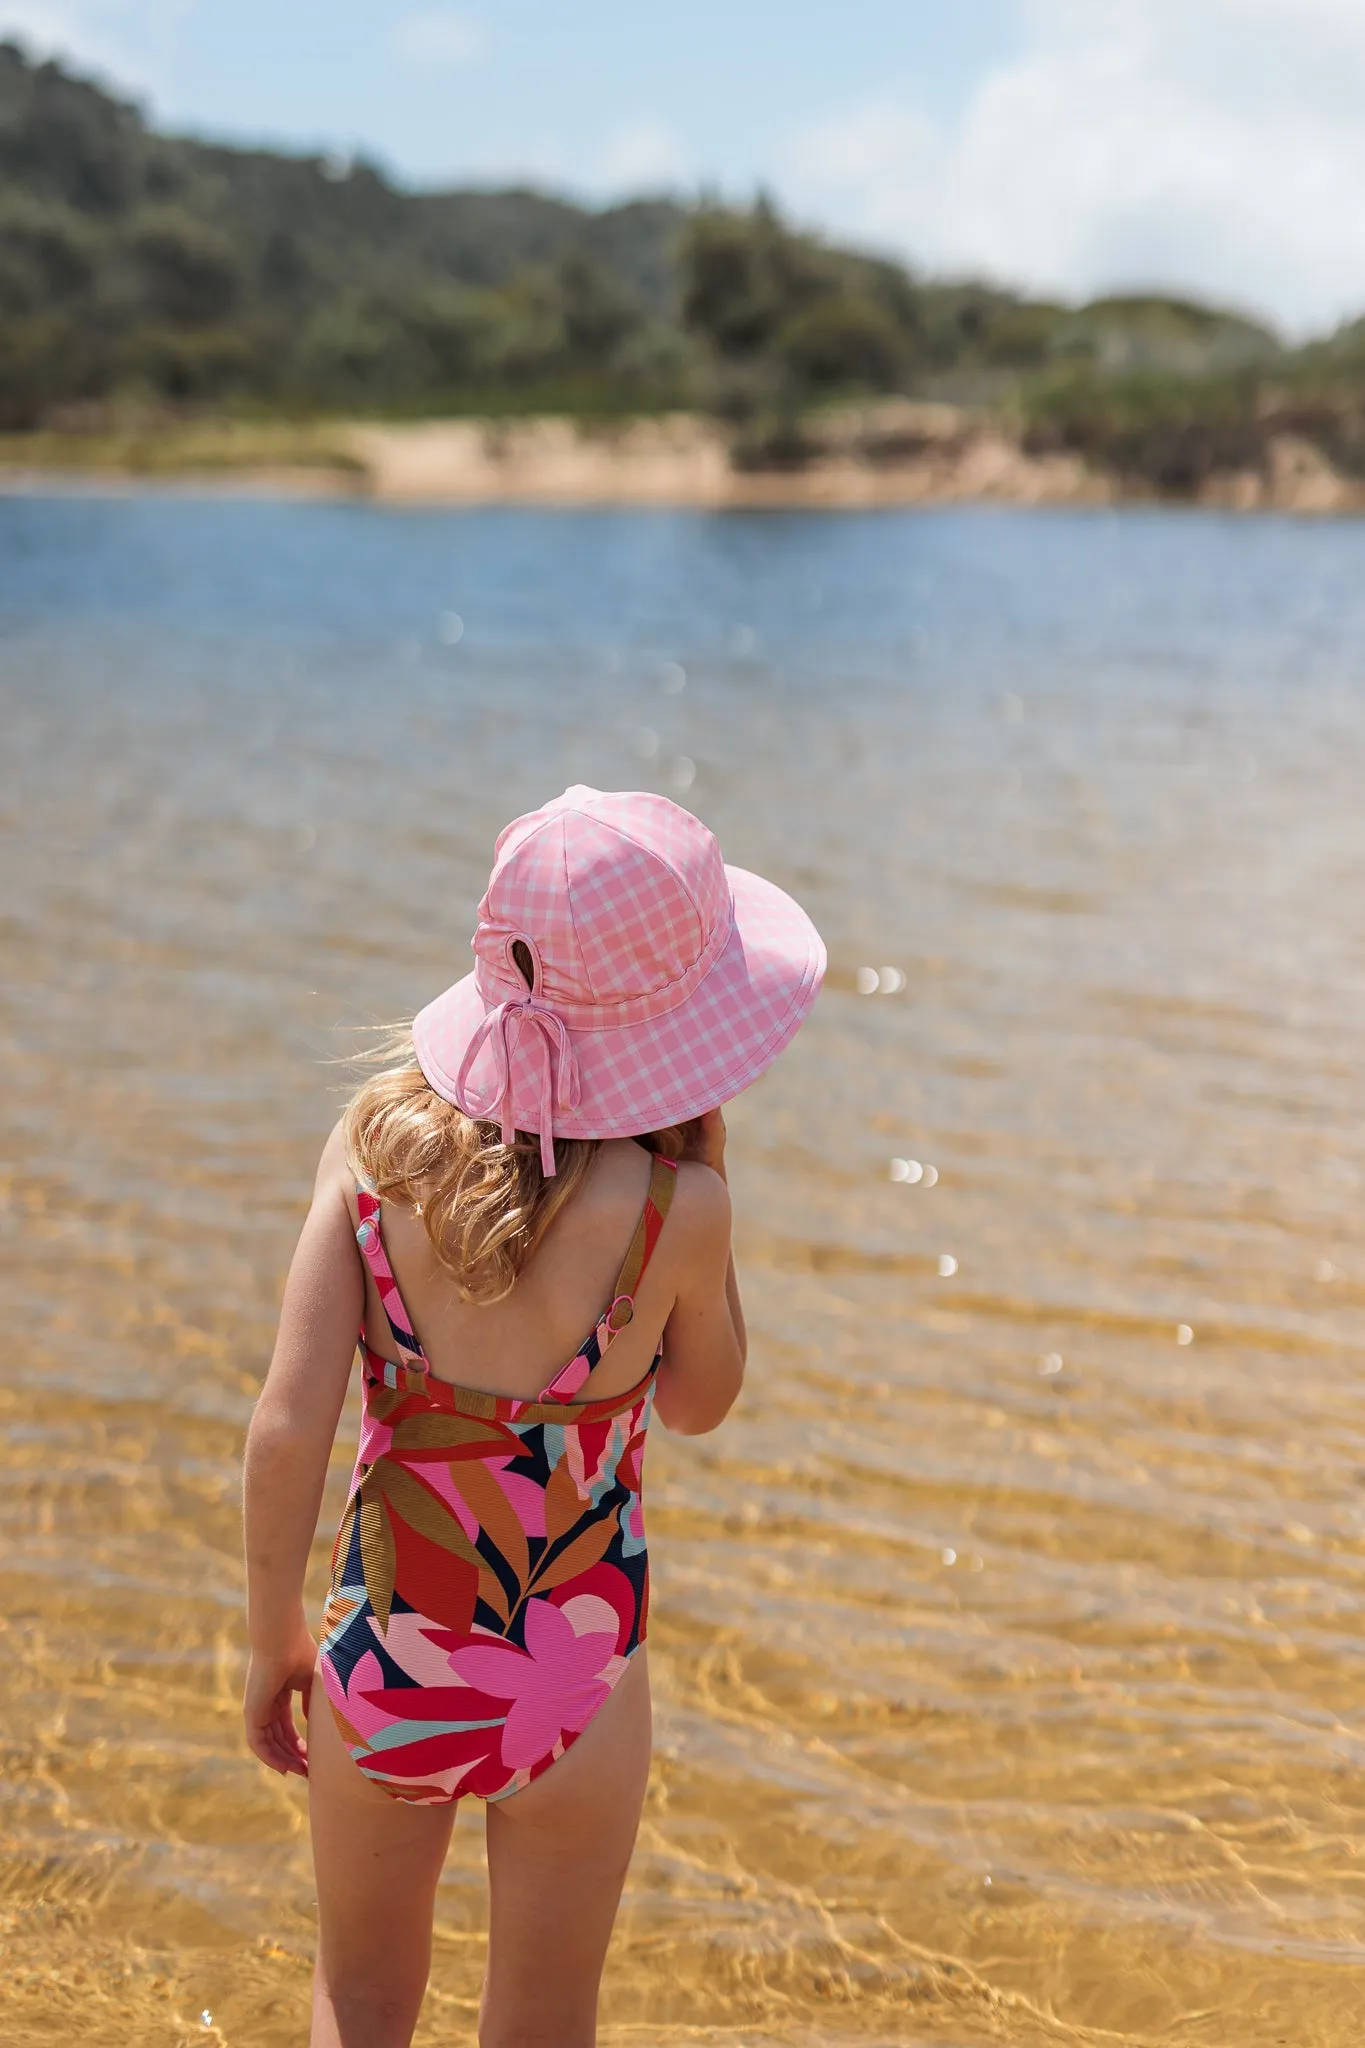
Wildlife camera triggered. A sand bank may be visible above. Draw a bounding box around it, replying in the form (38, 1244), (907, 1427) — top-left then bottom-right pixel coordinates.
(344, 407), (1111, 509)
(2, 404), (1363, 513)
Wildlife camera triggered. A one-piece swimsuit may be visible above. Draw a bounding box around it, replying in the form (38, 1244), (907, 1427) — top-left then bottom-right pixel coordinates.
(319, 1152), (677, 1805)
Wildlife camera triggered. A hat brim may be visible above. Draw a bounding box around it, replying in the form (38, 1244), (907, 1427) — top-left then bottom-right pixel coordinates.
(412, 864), (826, 1141)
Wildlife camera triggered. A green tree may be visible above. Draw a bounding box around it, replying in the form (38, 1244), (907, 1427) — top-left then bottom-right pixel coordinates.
(774, 295), (907, 391)
(0, 193), (94, 310)
(678, 201), (828, 361)
(556, 248), (641, 359)
(128, 209), (242, 325)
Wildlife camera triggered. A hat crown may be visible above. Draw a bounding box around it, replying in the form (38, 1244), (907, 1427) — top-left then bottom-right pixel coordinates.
(473, 787), (731, 1019)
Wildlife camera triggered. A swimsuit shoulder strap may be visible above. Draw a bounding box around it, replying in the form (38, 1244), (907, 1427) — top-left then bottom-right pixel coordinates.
(355, 1179), (431, 1384)
(538, 1153), (678, 1404)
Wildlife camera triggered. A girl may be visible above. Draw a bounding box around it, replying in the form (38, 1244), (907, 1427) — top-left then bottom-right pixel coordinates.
(242, 785), (825, 2048)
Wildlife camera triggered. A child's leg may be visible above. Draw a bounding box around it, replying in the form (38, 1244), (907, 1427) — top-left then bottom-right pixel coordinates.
(306, 1667), (456, 2048)
(479, 1649), (653, 2048)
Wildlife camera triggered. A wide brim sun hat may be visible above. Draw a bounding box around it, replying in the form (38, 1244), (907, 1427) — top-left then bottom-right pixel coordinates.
(412, 785), (826, 1172)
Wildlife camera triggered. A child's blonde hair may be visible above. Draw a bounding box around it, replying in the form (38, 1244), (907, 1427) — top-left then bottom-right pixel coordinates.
(344, 1030), (694, 1305)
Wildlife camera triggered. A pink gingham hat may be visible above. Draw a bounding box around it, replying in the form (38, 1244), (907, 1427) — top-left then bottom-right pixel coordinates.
(412, 785), (825, 1173)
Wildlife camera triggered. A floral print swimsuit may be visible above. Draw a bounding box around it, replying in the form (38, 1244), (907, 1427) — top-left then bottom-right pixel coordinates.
(320, 1153), (677, 1805)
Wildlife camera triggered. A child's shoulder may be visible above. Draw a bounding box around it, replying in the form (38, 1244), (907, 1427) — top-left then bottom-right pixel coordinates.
(579, 1141), (729, 1254)
(312, 1118), (355, 1211)
(585, 1145), (728, 1297)
(661, 1156), (731, 1257)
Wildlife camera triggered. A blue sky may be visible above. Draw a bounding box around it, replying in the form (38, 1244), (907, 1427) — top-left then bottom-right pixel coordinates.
(2, 2), (1019, 186)
(5, 0), (1365, 334)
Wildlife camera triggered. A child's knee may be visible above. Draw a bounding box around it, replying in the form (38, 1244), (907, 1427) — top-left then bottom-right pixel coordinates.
(317, 1965), (426, 2046)
(479, 2000), (595, 2048)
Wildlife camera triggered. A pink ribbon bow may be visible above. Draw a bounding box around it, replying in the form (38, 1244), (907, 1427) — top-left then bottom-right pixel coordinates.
(453, 993), (581, 1176)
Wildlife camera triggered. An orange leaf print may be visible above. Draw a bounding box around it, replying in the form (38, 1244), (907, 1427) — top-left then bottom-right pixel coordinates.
(544, 1455), (586, 1546)
(375, 1463), (486, 1573)
(329, 1703), (372, 1752)
(358, 1481), (397, 1634)
(449, 1460), (529, 1595)
(390, 1412), (517, 1460)
(527, 1513), (614, 1594)
(330, 1491), (359, 1578)
(365, 1382), (414, 1425)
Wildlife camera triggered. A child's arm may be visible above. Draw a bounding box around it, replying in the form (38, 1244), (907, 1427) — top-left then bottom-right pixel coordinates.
(654, 1110), (747, 1435)
(241, 1122), (361, 1776)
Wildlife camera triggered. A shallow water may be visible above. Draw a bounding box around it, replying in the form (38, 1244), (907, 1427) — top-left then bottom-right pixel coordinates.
(4, 494), (1365, 2046)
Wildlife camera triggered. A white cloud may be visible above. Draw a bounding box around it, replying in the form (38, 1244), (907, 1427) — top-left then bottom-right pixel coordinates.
(0, 0), (187, 99)
(393, 11), (483, 68)
(779, 0), (1365, 336)
(444, 116), (688, 203)
(596, 117), (688, 195)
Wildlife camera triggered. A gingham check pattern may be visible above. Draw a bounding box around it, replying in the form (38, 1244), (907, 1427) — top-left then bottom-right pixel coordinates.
(413, 787), (825, 1142)
(479, 790), (731, 1020)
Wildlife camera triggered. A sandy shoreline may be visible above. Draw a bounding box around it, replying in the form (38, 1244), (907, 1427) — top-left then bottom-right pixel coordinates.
(3, 406), (1363, 514)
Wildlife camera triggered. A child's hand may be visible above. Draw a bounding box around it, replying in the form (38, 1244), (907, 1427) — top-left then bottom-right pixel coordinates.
(243, 1628), (317, 1778)
(681, 1108), (728, 1181)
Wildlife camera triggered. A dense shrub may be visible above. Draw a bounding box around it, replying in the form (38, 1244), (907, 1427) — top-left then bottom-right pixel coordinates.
(773, 296), (907, 389)
(1021, 370), (1266, 492)
(128, 209), (242, 324)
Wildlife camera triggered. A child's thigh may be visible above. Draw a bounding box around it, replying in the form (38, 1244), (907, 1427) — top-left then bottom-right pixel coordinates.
(306, 1669), (455, 2017)
(481, 1649), (653, 2047)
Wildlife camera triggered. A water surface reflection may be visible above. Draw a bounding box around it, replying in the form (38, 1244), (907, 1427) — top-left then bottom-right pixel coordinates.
(3, 498), (1365, 2045)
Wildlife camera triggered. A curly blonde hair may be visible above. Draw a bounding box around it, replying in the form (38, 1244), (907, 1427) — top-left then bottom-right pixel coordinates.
(343, 1028), (694, 1305)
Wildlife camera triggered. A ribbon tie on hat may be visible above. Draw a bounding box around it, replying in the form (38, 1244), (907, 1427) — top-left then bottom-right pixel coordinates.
(452, 990), (581, 1176)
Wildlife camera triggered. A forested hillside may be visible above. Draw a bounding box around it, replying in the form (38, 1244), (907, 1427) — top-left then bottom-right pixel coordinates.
(3, 41), (1363, 492)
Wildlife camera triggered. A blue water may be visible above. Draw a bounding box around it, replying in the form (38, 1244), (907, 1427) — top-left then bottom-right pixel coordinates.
(5, 494), (1365, 2044)
(4, 495), (1363, 687)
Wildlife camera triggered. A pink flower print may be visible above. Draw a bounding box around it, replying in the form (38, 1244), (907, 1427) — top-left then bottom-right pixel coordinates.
(547, 1561), (634, 1653)
(449, 1598), (619, 1771)
(373, 1610), (474, 1689)
(555, 1592), (619, 1640)
(323, 1648), (391, 1741)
